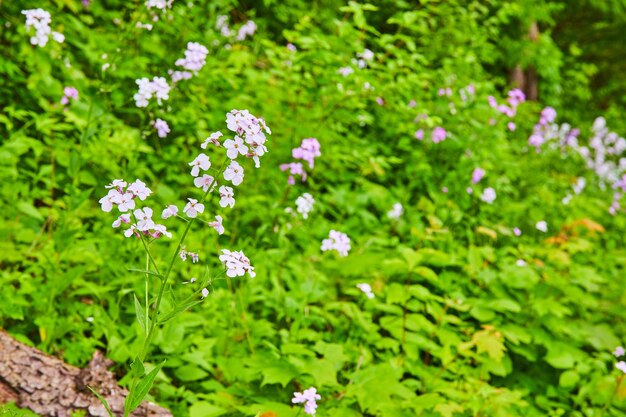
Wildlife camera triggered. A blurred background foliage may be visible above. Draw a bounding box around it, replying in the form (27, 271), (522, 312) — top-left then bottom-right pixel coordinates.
(1, 0), (626, 416)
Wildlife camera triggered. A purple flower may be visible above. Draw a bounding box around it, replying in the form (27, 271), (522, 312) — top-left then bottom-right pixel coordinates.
(414, 129), (424, 140)
(292, 138), (321, 169)
(471, 168), (485, 184)
(432, 127), (447, 143)
(60, 86), (78, 105)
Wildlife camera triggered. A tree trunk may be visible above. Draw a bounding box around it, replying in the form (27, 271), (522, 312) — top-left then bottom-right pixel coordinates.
(0, 331), (172, 417)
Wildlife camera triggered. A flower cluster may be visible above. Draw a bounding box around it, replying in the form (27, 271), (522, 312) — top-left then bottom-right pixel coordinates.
(99, 180), (173, 239)
(215, 15), (257, 42)
(134, 77), (171, 107)
(321, 230), (351, 257)
(145, 0), (173, 10)
(219, 250), (256, 278)
(387, 203), (403, 220)
(180, 247), (199, 263)
(354, 48), (374, 69)
(223, 109), (271, 168)
(292, 387), (321, 415)
(60, 87), (78, 106)
(481, 187), (497, 204)
(488, 88), (525, 126)
(175, 42), (209, 73)
(236, 21), (257, 41)
(293, 138), (321, 168)
(153, 119), (170, 138)
(527, 107), (579, 152)
(432, 127), (447, 143)
(295, 193), (315, 219)
(281, 138), (321, 184)
(22, 9), (64, 47)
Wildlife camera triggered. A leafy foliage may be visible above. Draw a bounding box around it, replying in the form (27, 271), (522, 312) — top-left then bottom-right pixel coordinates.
(1, 0), (626, 416)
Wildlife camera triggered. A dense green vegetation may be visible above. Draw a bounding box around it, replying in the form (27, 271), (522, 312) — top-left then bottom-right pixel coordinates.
(2, 0), (626, 416)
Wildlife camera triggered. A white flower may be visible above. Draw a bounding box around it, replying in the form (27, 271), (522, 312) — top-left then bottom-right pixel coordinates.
(99, 189), (121, 212)
(292, 387), (321, 415)
(133, 76), (171, 107)
(224, 136), (249, 159)
(536, 221), (548, 232)
(614, 346), (625, 357)
(236, 20), (257, 41)
(161, 205), (178, 219)
(219, 186), (235, 208)
(175, 41), (209, 73)
(51, 31), (64, 43)
(209, 215), (224, 235)
(105, 179), (127, 190)
(387, 203), (403, 219)
(115, 192), (136, 212)
(124, 225), (138, 238)
(617, 361), (626, 374)
(112, 214), (130, 228)
(224, 160), (244, 186)
(338, 67), (353, 77)
(321, 230), (351, 257)
(22, 9), (62, 48)
(516, 259), (527, 267)
(356, 283), (375, 299)
(189, 153), (211, 177)
(193, 174), (216, 192)
(219, 249), (255, 278)
(201, 288), (209, 298)
(295, 193), (315, 219)
(183, 198), (205, 218)
(153, 118), (170, 138)
(134, 207), (155, 231)
(481, 187), (497, 204)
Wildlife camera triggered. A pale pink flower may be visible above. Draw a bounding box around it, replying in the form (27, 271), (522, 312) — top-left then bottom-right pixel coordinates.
(134, 207), (155, 231)
(219, 186), (235, 208)
(153, 118), (170, 138)
(209, 215), (224, 235)
(224, 161), (244, 186)
(161, 205), (178, 219)
(224, 136), (248, 159)
(292, 387), (321, 415)
(112, 214), (131, 228)
(321, 230), (351, 257)
(128, 179), (152, 200)
(183, 198), (204, 218)
(356, 283), (375, 299)
(189, 153), (211, 177)
(201, 131), (223, 149)
(432, 127), (447, 143)
(194, 174), (216, 192)
(219, 249), (255, 278)
(471, 168), (485, 184)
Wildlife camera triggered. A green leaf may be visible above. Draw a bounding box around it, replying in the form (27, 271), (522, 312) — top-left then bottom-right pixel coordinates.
(134, 295), (149, 334)
(87, 386), (114, 417)
(124, 361), (164, 415)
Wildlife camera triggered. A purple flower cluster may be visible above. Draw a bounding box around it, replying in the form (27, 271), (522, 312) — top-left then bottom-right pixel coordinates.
(280, 138), (321, 184)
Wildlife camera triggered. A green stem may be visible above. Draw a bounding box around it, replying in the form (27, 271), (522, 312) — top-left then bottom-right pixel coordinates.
(138, 158), (229, 361)
(144, 253), (149, 337)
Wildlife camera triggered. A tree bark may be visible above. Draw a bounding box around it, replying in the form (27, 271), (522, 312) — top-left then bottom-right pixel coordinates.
(0, 331), (172, 417)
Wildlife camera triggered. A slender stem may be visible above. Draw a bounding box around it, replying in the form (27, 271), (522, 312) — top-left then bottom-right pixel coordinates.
(144, 253), (149, 337)
(138, 158), (229, 361)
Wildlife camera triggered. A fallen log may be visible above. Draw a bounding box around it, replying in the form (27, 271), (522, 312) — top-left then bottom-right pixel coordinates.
(0, 330), (172, 417)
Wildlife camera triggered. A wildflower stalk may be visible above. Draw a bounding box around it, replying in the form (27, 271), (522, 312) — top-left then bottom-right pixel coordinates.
(138, 157), (229, 362)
